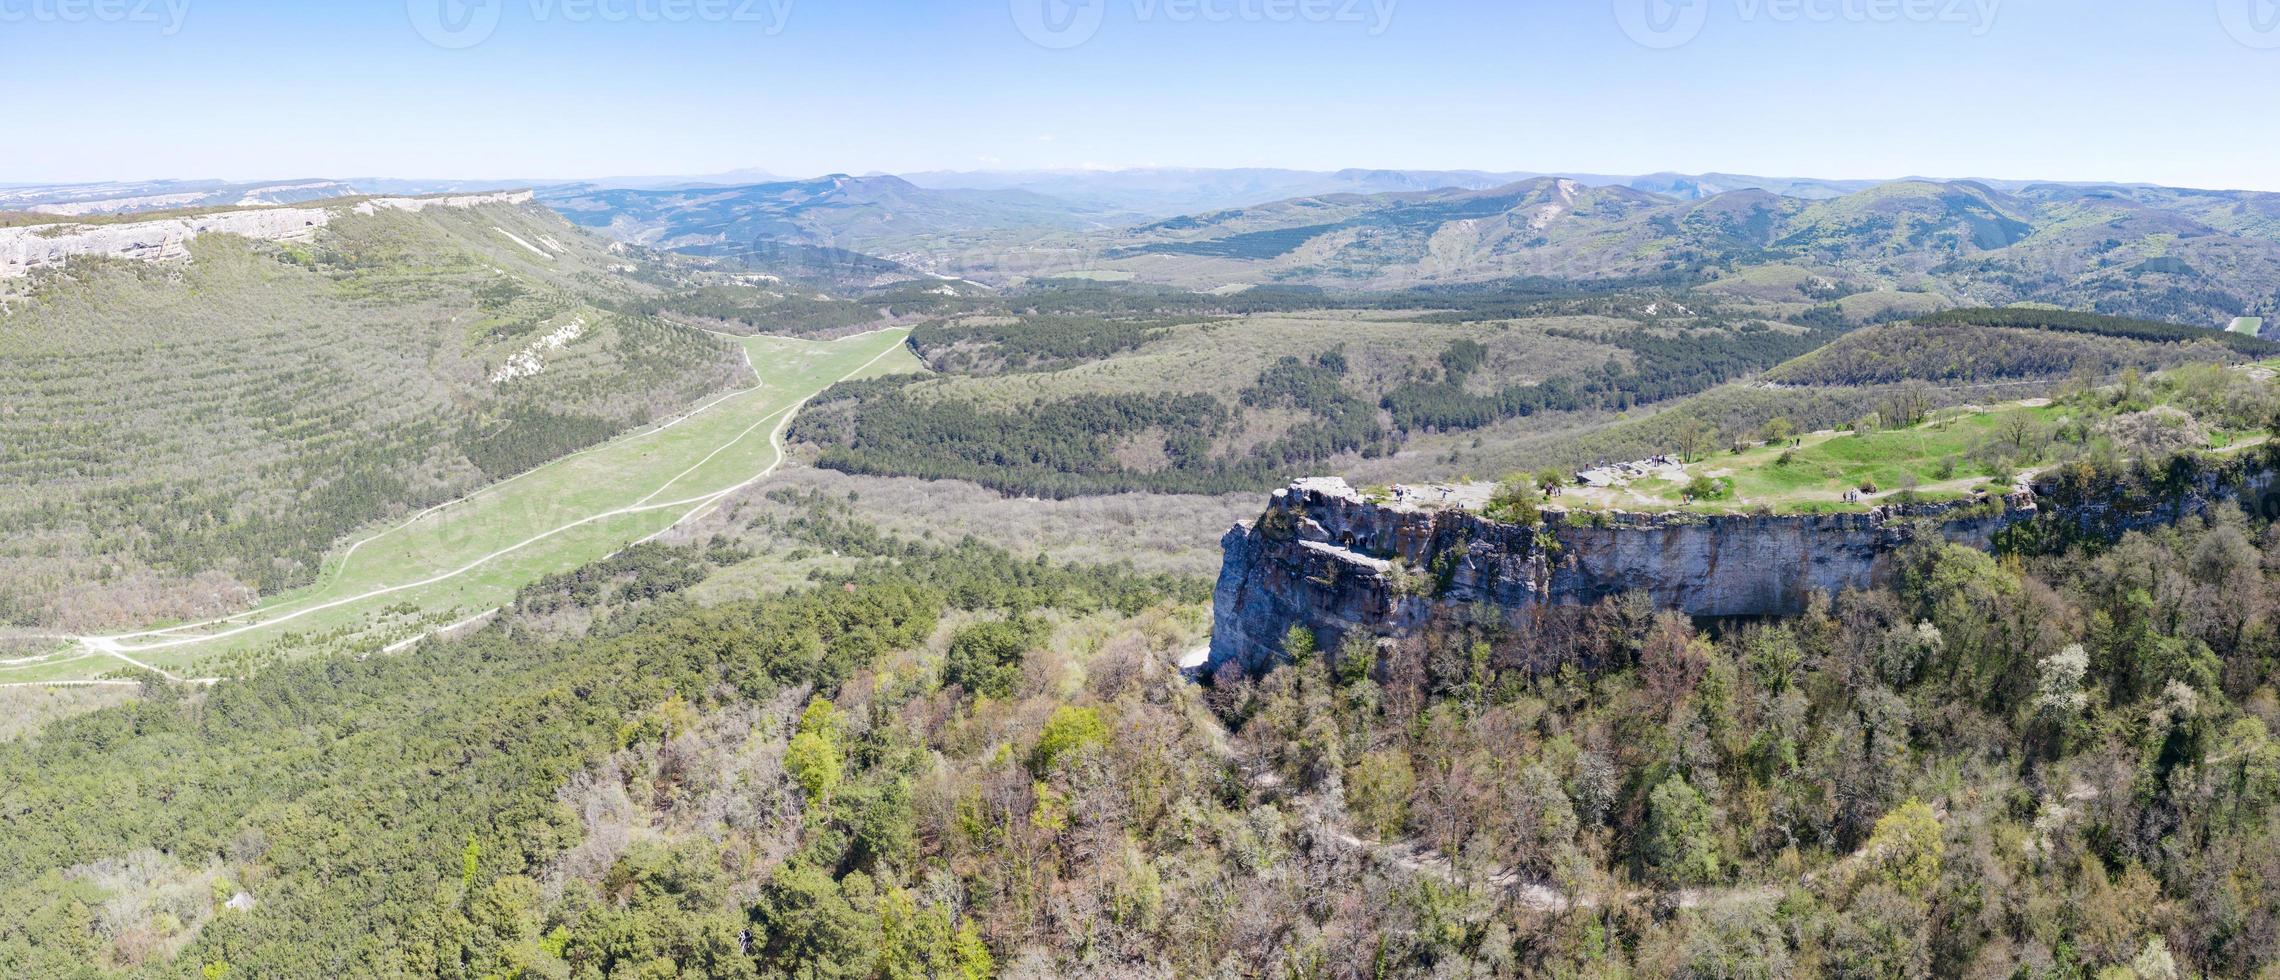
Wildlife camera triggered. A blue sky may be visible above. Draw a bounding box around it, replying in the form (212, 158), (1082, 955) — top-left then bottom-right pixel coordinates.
(4, 0), (2278, 189)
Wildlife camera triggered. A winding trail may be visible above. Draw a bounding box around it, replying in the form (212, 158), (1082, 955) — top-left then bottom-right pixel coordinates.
(129, 326), (786, 640)
(31, 329), (910, 681)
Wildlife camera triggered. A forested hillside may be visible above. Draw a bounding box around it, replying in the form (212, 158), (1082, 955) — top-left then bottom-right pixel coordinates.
(0, 200), (746, 630)
(10, 466), (2280, 976)
(1023, 178), (2280, 327)
(792, 291), (1832, 498)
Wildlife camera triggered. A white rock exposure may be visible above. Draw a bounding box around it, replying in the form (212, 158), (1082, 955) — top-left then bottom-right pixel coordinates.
(1, 207), (331, 278)
(29, 193), (207, 216)
(1, 190), (538, 279)
(352, 190), (534, 215)
(490, 318), (586, 384)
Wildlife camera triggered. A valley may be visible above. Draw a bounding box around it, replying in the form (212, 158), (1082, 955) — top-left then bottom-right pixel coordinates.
(22, 5), (2280, 975)
(2, 327), (916, 684)
(10, 168), (2280, 980)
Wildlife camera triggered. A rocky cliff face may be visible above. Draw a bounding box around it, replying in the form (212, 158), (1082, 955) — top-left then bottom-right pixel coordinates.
(1212, 458), (2280, 675)
(0, 190), (535, 279)
(1208, 477), (2033, 675)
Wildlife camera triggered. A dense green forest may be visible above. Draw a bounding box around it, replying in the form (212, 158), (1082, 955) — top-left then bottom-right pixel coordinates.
(1767, 320), (2248, 387)
(12, 460), (2280, 976)
(791, 376), (1272, 497)
(908, 315), (1198, 374)
(1381, 323), (1835, 433)
(0, 514), (1203, 978)
(1912, 308), (2280, 355)
(607, 284), (885, 338)
(795, 305), (1832, 498)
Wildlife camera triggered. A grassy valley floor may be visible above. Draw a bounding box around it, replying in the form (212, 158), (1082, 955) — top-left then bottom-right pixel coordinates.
(0, 329), (915, 684)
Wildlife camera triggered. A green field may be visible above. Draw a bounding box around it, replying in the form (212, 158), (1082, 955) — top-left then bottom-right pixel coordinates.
(1562, 363), (2273, 515)
(1582, 411), (2034, 515)
(0, 328), (914, 683)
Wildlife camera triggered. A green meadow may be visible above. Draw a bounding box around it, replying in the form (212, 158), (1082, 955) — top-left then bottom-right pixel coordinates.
(2, 329), (913, 683)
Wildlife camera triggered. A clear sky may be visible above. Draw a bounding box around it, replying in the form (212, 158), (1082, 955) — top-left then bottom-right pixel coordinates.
(4, 0), (2277, 190)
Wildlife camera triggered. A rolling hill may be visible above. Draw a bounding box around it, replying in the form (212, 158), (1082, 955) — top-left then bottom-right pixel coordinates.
(1055, 178), (2280, 326)
(0, 194), (747, 632)
(539, 174), (1133, 262)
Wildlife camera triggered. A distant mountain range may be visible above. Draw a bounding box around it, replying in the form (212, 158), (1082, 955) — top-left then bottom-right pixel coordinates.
(536, 174), (1134, 261)
(487, 172), (2280, 327)
(11, 168), (2276, 328)
(894, 167), (2171, 215)
(0, 178), (508, 216)
(1075, 176), (2280, 325)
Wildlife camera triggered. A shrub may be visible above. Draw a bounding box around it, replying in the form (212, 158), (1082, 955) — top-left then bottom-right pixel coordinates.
(941, 619), (1042, 700)
(1645, 775), (1720, 885)
(1684, 475), (1734, 501)
(1032, 706), (1111, 774)
(786, 730), (841, 806)
(1487, 476), (1542, 525)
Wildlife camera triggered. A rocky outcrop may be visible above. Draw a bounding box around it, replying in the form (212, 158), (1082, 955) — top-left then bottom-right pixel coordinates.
(0, 190), (537, 279)
(1212, 456), (2280, 675)
(1208, 478), (2034, 676)
(1, 207), (330, 278)
(351, 190), (534, 215)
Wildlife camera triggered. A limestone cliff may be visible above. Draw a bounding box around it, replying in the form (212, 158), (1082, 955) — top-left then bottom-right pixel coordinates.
(1211, 457), (2280, 675)
(1208, 477), (2032, 675)
(0, 190), (535, 279)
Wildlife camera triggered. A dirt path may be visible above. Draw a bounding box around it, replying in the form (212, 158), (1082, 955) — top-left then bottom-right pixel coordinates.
(135, 327), (787, 640)
(55, 331), (908, 678)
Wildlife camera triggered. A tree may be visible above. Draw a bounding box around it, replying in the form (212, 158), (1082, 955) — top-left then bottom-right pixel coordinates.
(1862, 799), (1943, 900)
(752, 864), (880, 979)
(1645, 775), (1720, 885)
(1032, 706), (1109, 774)
(1283, 623), (1319, 665)
(1487, 475), (1542, 525)
(1335, 632), (1377, 687)
(788, 700), (845, 807)
(2034, 644), (2090, 723)
(942, 619), (1039, 700)
(1673, 418), (1717, 461)
(1346, 749), (1416, 839)
(1758, 416), (1796, 445)
(1994, 410), (2045, 458)
(1884, 381), (1933, 430)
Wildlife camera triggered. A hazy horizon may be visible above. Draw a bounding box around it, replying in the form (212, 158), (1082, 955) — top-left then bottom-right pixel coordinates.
(7, 0), (2280, 191)
(11, 164), (2278, 199)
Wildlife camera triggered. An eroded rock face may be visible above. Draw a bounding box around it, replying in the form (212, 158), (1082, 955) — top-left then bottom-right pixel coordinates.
(0, 207), (331, 277)
(0, 190), (537, 279)
(1208, 478), (2036, 676)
